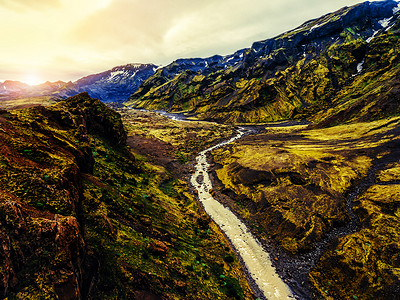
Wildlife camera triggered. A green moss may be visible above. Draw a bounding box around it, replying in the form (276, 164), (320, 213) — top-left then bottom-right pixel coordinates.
(0, 94), (253, 299)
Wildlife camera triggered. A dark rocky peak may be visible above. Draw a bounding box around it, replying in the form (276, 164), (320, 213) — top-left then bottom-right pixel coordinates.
(111, 63), (155, 71)
(74, 63), (157, 87)
(59, 63), (158, 102)
(159, 50), (248, 80)
(231, 0), (400, 79)
(161, 56), (223, 78)
(250, 0), (399, 58)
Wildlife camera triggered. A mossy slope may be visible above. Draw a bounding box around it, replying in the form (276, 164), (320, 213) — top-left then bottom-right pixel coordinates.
(0, 93), (253, 299)
(211, 117), (400, 298)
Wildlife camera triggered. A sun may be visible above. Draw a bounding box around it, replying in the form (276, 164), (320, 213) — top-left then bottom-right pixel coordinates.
(23, 73), (42, 86)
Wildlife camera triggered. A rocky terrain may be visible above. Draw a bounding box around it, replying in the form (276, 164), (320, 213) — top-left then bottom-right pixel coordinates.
(0, 93), (254, 299)
(121, 6), (400, 296)
(61, 64), (157, 102)
(126, 0), (400, 125)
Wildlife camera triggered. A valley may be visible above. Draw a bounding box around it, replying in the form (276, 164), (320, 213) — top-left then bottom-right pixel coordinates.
(115, 107), (400, 299)
(1, 90), (399, 299)
(0, 94), (254, 299)
(1, 0), (400, 299)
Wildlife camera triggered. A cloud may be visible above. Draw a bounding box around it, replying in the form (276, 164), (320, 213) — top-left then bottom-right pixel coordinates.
(68, 0), (285, 64)
(0, 0), (61, 11)
(0, 0), (368, 82)
(67, 0), (363, 66)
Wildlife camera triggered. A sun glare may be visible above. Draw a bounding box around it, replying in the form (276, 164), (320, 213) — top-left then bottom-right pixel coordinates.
(23, 74), (42, 86)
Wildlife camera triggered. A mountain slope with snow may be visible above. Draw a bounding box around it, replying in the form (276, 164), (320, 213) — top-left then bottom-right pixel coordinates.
(60, 63), (157, 102)
(126, 0), (400, 125)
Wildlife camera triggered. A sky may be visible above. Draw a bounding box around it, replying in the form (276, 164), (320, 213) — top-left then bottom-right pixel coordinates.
(0, 0), (374, 84)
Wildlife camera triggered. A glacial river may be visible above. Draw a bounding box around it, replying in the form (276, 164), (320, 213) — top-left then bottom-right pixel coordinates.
(190, 128), (293, 300)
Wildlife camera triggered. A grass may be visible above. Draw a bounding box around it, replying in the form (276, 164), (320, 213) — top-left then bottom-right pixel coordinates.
(0, 94), (254, 299)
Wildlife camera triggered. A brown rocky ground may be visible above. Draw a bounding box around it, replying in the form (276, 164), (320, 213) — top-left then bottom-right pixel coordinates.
(117, 107), (236, 173)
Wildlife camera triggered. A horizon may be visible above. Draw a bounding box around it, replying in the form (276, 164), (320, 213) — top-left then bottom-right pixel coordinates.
(0, 0), (381, 85)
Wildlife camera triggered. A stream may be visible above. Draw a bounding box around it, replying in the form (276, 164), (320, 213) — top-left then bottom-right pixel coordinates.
(190, 127), (294, 300)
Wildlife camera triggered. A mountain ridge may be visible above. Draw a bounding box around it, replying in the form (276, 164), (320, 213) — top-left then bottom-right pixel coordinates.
(125, 0), (400, 125)
(3, 0), (400, 126)
(0, 63), (158, 106)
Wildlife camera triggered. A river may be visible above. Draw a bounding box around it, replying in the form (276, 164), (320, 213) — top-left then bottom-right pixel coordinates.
(190, 127), (294, 300)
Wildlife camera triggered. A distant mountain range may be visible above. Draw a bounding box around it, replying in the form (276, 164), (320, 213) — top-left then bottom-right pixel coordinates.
(2, 0), (400, 125)
(0, 63), (157, 103)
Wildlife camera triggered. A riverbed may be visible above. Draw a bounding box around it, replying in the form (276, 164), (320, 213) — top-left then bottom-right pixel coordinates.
(190, 128), (294, 300)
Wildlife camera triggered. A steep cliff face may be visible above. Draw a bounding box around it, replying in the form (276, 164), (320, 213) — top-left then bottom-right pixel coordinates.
(126, 0), (400, 124)
(0, 93), (253, 299)
(0, 93), (126, 298)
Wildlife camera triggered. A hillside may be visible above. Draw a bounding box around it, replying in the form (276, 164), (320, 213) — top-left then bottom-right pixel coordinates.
(126, 0), (400, 125)
(0, 93), (253, 299)
(210, 117), (400, 298)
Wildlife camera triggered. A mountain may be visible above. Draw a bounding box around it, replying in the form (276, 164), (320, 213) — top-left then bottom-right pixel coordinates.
(126, 0), (400, 125)
(59, 63), (158, 102)
(0, 80), (30, 92)
(0, 63), (157, 108)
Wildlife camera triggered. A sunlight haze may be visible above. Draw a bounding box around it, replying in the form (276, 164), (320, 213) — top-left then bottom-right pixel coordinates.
(0, 0), (374, 84)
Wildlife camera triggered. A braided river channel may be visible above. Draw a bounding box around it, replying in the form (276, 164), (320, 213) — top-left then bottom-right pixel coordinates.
(190, 127), (294, 300)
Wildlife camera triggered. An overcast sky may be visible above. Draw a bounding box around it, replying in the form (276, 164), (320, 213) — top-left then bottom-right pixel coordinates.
(0, 0), (374, 84)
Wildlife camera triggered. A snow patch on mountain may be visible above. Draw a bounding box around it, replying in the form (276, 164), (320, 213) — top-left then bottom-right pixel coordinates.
(379, 17), (393, 28)
(108, 70), (126, 80)
(225, 56), (234, 63)
(393, 2), (400, 14)
(357, 59), (365, 74)
(310, 22), (325, 31)
(366, 30), (379, 43)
